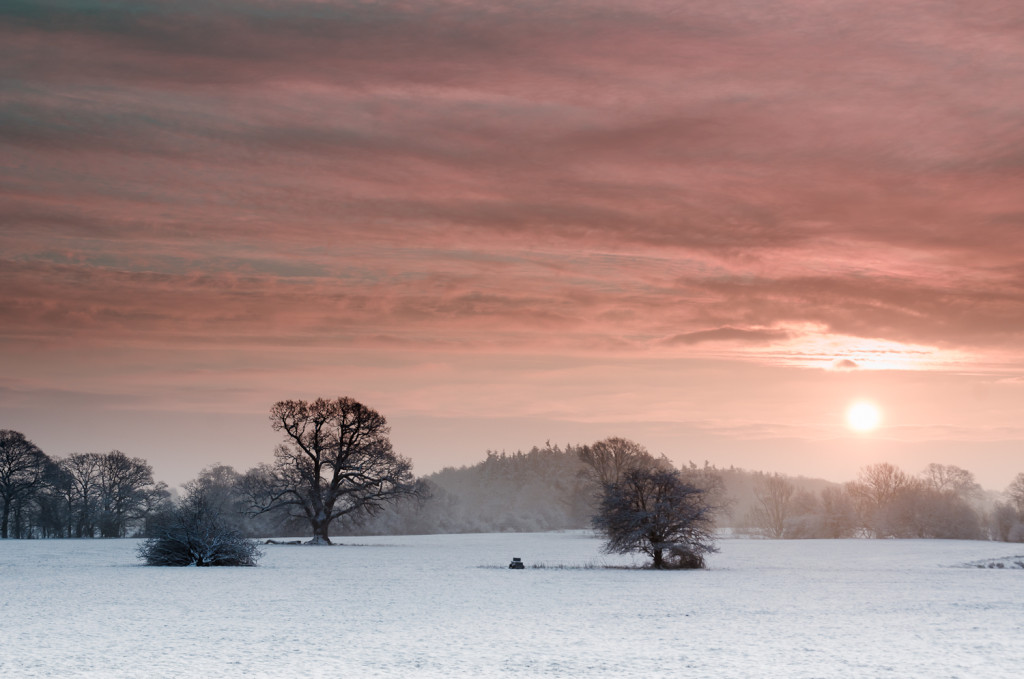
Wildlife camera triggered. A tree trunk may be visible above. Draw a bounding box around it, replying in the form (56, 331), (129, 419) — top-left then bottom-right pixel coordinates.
(1, 500), (10, 539)
(308, 516), (333, 545)
(652, 547), (663, 569)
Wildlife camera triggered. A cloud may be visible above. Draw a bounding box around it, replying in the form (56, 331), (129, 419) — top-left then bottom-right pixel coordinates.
(830, 359), (860, 371)
(663, 327), (791, 346)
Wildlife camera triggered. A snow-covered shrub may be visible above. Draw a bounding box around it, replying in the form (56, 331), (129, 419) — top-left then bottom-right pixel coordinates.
(138, 485), (262, 567)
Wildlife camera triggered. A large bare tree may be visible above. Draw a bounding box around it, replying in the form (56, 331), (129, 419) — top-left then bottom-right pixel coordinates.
(246, 397), (421, 544)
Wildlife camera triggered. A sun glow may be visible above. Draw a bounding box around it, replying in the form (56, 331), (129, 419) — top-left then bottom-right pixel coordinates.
(846, 401), (882, 432)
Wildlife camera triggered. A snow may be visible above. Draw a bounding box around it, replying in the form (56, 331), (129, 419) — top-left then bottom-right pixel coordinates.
(1, 533), (1022, 678)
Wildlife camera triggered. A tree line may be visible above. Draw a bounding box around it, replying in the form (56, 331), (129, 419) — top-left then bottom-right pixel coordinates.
(737, 462), (1002, 540)
(4, 399), (1024, 547)
(0, 430), (168, 539)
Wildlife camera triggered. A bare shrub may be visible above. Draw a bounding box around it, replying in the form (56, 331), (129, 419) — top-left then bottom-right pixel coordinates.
(138, 484), (262, 567)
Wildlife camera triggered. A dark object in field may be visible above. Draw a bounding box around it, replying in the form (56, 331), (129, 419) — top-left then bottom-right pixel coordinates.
(509, 557), (525, 569)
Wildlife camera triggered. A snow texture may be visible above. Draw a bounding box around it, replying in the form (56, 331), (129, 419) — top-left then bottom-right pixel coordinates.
(1, 532), (1022, 678)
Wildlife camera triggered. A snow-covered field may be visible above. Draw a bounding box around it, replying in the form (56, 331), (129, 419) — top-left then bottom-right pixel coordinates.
(2, 533), (1022, 678)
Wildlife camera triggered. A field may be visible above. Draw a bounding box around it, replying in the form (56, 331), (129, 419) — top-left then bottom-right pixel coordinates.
(2, 532), (1022, 678)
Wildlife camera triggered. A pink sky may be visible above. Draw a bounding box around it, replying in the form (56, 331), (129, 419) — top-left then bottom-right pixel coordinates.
(2, 0), (1023, 489)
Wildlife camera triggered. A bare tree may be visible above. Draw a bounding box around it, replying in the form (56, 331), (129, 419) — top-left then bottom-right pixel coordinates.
(991, 473), (1024, 542)
(747, 473), (795, 538)
(49, 451), (164, 538)
(31, 461), (69, 538)
(875, 483), (983, 539)
(97, 451), (160, 537)
(593, 466), (718, 569)
(922, 463), (981, 499)
(846, 462), (914, 536)
(679, 461), (729, 517)
(856, 462), (914, 505)
(578, 437), (653, 488)
(842, 462), (984, 540)
(0, 430), (50, 539)
(991, 502), (1022, 542)
(245, 397), (421, 544)
(819, 486), (858, 538)
(187, 465), (249, 532)
(60, 453), (104, 537)
(1007, 473), (1024, 516)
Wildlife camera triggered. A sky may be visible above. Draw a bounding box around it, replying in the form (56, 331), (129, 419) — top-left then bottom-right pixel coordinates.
(2, 0), (1023, 490)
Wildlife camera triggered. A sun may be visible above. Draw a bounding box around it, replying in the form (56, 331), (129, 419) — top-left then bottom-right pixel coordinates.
(846, 400), (882, 432)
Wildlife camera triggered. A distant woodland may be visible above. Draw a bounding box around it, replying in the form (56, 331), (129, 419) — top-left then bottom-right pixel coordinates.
(350, 445), (1021, 543)
(3, 427), (1024, 543)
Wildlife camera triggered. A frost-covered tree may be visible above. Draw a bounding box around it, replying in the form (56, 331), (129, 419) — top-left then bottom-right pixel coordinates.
(593, 467), (717, 569)
(184, 465), (251, 531)
(244, 397), (421, 544)
(138, 481), (261, 567)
